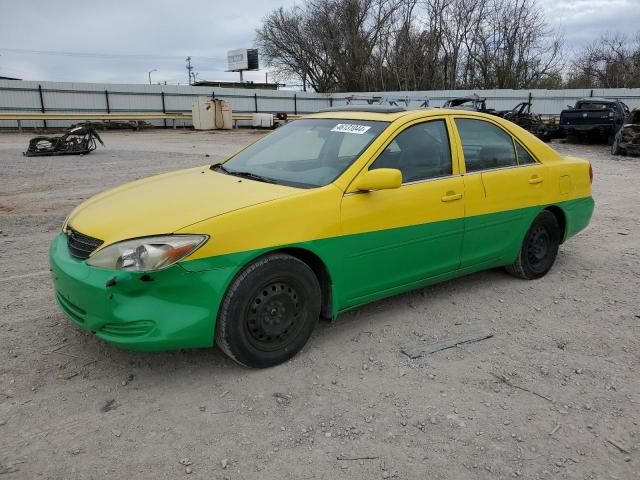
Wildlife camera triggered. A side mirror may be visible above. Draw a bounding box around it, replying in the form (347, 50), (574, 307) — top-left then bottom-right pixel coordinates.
(352, 168), (402, 192)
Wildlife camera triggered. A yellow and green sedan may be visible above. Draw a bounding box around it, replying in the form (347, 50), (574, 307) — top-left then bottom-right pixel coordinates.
(50, 106), (594, 367)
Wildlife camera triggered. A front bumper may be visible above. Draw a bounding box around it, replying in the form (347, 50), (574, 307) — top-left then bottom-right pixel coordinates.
(49, 233), (235, 351)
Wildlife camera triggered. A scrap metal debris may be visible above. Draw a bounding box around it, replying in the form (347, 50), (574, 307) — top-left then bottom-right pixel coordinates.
(605, 438), (630, 455)
(489, 372), (553, 403)
(100, 399), (119, 413)
(336, 455), (379, 461)
(612, 108), (640, 156)
(548, 423), (562, 436)
(499, 102), (555, 141)
(401, 332), (493, 359)
(443, 94), (492, 113)
(23, 124), (104, 157)
(273, 392), (292, 406)
(72, 120), (152, 131)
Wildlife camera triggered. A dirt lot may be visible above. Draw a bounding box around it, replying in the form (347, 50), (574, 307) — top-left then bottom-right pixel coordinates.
(0, 129), (638, 479)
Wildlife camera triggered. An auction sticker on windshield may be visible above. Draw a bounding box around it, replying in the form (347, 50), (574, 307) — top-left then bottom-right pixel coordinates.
(330, 124), (372, 134)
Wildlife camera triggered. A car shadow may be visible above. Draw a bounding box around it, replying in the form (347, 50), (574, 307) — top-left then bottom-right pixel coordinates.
(59, 266), (523, 383)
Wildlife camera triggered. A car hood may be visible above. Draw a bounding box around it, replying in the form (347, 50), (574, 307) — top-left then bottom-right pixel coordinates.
(65, 166), (300, 247)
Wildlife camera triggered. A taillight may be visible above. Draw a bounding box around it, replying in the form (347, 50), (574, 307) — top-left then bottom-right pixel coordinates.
(589, 164), (593, 184)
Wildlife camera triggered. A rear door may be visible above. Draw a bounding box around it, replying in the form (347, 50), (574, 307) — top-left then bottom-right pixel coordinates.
(338, 117), (465, 306)
(452, 117), (548, 268)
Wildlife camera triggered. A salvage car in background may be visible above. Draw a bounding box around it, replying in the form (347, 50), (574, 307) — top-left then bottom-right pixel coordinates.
(499, 102), (555, 142)
(559, 98), (629, 144)
(51, 106), (594, 368)
(442, 94), (496, 114)
(612, 108), (640, 156)
(443, 96), (552, 141)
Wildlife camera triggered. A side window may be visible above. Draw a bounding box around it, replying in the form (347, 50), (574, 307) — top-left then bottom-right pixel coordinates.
(370, 120), (452, 183)
(515, 141), (537, 165)
(455, 119), (517, 172)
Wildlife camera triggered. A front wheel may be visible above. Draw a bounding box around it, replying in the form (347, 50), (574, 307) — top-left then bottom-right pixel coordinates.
(215, 253), (321, 368)
(506, 211), (561, 280)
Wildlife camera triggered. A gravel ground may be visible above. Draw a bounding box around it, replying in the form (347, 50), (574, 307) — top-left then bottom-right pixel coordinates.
(0, 129), (638, 479)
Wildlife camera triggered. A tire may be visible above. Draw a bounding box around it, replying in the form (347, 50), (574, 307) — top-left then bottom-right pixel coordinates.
(215, 253), (321, 368)
(506, 211), (561, 280)
(612, 134), (622, 155)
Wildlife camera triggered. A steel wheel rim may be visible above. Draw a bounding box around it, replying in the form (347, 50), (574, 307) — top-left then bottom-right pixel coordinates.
(244, 281), (303, 352)
(527, 225), (551, 272)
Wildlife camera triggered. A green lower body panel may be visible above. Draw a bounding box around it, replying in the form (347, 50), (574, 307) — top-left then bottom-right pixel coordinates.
(561, 196), (595, 240)
(49, 196), (594, 351)
(50, 233), (237, 351)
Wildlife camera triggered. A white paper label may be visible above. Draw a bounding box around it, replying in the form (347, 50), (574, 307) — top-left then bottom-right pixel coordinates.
(330, 124), (371, 134)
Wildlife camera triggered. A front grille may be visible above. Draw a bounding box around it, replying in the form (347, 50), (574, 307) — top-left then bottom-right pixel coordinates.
(66, 226), (103, 259)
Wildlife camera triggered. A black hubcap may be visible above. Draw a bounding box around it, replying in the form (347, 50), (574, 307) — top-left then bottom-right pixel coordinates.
(527, 225), (550, 271)
(245, 282), (301, 351)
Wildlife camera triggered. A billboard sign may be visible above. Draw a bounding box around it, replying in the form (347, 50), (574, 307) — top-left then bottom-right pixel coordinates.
(227, 49), (259, 71)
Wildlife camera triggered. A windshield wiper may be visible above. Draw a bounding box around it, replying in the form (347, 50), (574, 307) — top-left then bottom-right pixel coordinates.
(226, 170), (277, 184)
(210, 163), (276, 184)
(210, 163), (230, 173)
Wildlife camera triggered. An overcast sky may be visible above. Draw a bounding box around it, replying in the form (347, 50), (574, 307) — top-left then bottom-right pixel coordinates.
(1, 0), (639, 86)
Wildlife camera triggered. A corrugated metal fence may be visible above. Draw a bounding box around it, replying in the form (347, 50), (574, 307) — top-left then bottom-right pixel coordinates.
(2, 79), (640, 129)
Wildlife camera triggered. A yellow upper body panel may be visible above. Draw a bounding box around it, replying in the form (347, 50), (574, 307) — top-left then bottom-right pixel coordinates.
(65, 165), (300, 247)
(66, 108), (592, 261)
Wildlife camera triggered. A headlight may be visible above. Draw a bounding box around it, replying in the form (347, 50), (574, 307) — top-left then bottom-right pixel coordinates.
(86, 235), (208, 272)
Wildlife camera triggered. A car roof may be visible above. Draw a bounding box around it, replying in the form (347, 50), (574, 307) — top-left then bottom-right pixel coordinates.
(307, 107), (497, 122)
(577, 97), (618, 103)
(318, 105), (406, 114)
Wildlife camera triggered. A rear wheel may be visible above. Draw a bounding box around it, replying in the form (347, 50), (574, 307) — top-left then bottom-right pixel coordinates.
(506, 211), (561, 280)
(215, 253), (321, 368)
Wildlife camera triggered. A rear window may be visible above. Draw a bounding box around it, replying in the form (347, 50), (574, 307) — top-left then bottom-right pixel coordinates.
(577, 102), (614, 110)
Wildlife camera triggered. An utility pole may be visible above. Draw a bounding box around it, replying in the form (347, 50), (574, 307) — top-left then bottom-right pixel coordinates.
(185, 57), (194, 85)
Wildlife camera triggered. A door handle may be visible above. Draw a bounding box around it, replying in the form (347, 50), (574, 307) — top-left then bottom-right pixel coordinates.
(528, 175), (544, 184)
(441, 192), (463, 202)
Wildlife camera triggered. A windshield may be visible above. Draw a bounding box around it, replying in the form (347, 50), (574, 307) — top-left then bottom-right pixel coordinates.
(218, 118), (388, 188)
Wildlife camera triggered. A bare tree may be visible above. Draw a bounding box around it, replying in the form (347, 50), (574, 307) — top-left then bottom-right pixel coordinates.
(257, 0), (565, 92)
(567, 33), (640, 88)
(256, 6), (336, 91)
(257, 0), (404, 92)
(463, 0), (563, 89)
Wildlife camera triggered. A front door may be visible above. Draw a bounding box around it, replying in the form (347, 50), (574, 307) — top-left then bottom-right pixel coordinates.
(338, 118), (465, 307)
